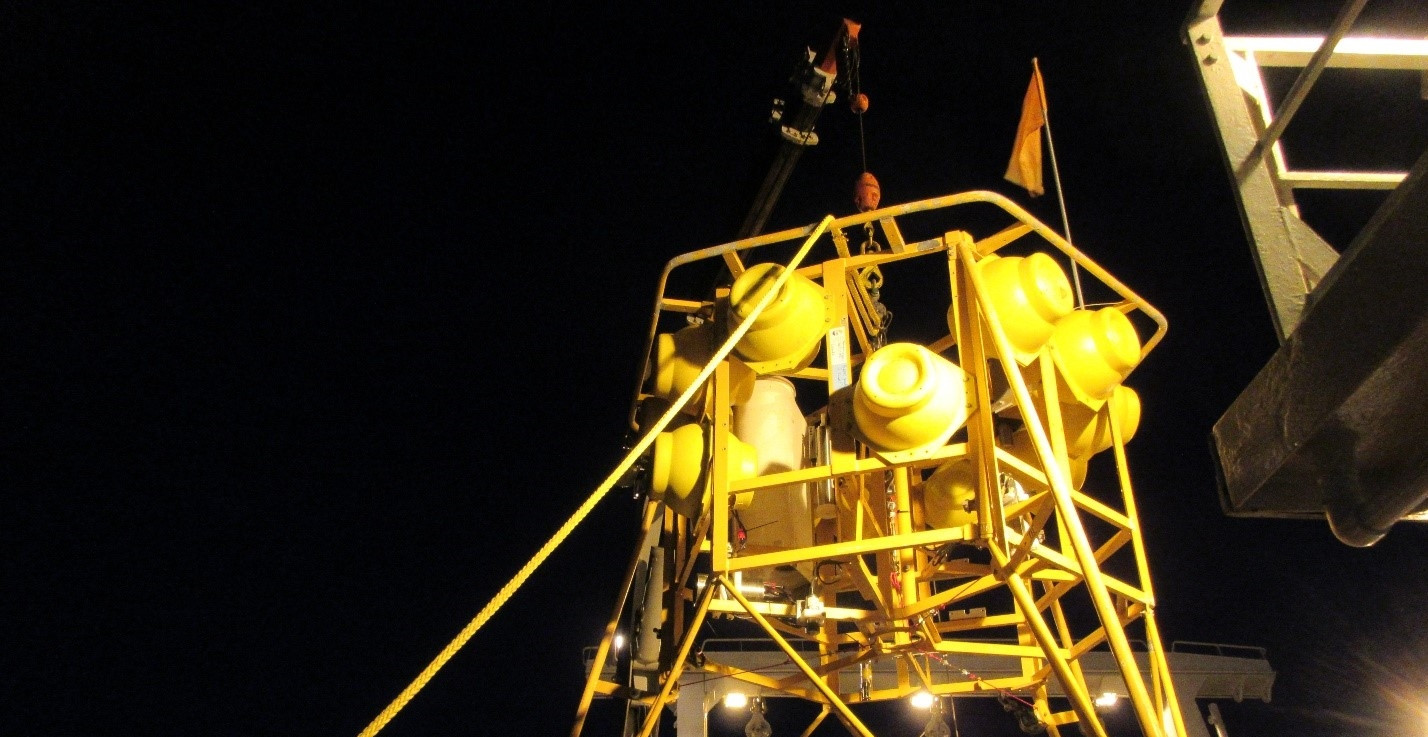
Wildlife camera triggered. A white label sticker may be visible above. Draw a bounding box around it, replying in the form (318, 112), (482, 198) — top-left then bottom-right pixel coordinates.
(829, 324), (851, 390)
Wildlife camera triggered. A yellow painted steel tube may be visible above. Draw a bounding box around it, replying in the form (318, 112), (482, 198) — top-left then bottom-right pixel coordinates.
(571, 501), (661, 737)
(1111, 415), (1156, 611)
(994, 550), (1109, 737)
(633, 189), (1168, 432)
(1145, 610), (1188, 737)
(961, 240), (1166, 737)
(1111, 414), (1189, 737)
(949, 247), (1003, 549)
(717, 575), (877, 737)
(634, 578), (719, 737)
(798, 706), (832, 737)
(711, 362), (730, 572)
(892, 467), (919, 608)
(726, 524), (969, 575)
(826, 190), (1166, 359)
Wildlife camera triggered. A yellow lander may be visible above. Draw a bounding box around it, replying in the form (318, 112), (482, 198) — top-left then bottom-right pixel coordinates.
(574, 189), (1184, 737)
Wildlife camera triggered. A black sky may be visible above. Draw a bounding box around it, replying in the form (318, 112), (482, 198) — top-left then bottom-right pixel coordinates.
(8, 2), (1428, 736)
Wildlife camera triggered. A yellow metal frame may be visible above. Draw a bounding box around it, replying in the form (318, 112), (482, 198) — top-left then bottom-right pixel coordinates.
(582, 190), (1180, 737)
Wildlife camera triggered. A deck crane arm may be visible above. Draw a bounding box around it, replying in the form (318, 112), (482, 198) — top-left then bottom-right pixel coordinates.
(737, 19), (862, 240)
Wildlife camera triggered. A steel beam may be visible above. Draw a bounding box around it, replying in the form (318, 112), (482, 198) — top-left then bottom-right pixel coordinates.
(1186, 14), (1341, 340)
(1212, 149), (1428, 545)
(1223, 36), (1428, 70)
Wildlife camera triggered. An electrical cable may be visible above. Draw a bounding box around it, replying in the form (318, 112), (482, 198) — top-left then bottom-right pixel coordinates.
(926, 652), (1037, 709)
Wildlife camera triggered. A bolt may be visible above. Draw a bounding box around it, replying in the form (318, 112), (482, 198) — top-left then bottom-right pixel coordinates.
(1203, 54), (1217, 65)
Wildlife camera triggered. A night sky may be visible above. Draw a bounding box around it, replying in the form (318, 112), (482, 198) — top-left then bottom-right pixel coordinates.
(9, 2), (1428, 736)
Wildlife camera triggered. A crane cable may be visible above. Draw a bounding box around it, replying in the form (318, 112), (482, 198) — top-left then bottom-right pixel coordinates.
(354, 215), (834, 737)
(844, 30), (868, 173)
(842, 33), (893, 350)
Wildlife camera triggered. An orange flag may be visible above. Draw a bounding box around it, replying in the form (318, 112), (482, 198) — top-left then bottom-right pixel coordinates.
(1004, 64), (1047, 197)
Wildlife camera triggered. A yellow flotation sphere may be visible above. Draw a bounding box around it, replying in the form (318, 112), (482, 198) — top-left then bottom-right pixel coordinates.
(1109, 384), (1142, 443)
(728, 263), (827, 369)
(1048, 307), (1142, 407)
(654, 323), (755, 407)
(965, 253), (1074, 363)
(1008, 428), (1088, 490)
(1060, 384), (1142, 458)
(651, 423), (759, 519)
(922, 457), (978, 529)
(852, 343), (970, 451)
(1070, 456), (1088, 490)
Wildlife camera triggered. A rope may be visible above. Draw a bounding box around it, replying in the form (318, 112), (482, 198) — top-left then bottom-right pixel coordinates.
(355, 216), (834, 737)
(355, 466), (627, 737)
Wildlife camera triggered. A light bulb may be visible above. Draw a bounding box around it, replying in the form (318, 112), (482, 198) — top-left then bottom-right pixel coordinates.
(923, 714), (952, 737)
(745, 710), (772, 737)
(724, 692), (749, 709)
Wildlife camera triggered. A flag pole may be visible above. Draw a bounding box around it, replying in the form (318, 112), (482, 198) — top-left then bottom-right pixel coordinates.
(1034, 58), (1086, 309)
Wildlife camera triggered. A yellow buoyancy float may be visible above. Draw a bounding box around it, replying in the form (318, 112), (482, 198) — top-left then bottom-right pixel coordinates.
(1008, 427), (1088, 490)
(967, 252), (1074, 364)
(1059, 384), (1142, 459)
(728, 263), (827, 371)
(651, 423), (759, 519)
(922, 456), (978, 530)
(1047, 307), (1141, 408)
(653, 322), (755, 408)
(852, 343), (970, 452)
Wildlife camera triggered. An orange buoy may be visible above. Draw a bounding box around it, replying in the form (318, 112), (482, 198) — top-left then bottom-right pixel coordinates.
(854, 171), (881, 212)
(850, 93), (869, 114)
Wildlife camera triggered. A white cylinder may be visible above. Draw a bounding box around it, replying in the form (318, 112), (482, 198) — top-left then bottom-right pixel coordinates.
(732, 377), (813, 586)
(734, 377), (806, 474)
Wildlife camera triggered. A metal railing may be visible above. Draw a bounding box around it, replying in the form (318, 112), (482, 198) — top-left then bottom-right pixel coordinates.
(1169, 640), (1268, 660)
(586, 637), (1271, 669)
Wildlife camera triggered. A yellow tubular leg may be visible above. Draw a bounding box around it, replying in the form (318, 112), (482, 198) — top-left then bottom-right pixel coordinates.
(1111, 416), (1188, 737)
(994, 548), (1108, 737)
(634, 578), (719, 737)
(572, 501), (661, 737)
(717, 575), (878, 737)
(798, 705), (831, 737)
(961, 240), (1164, 737)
